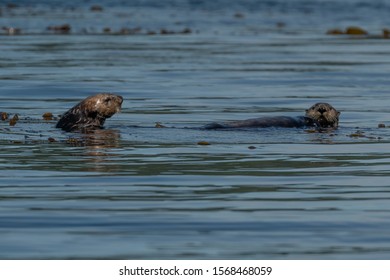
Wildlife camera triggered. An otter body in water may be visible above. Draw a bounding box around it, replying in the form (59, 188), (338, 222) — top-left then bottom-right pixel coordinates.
(204, 103), (339, 129)
(56, 93), (123, 132)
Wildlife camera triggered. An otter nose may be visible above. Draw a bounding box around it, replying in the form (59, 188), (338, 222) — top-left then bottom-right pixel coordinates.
(318, 108), (326, 114)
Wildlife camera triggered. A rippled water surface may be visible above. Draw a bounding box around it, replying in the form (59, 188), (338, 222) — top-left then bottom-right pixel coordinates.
(2, 0), (390, 259)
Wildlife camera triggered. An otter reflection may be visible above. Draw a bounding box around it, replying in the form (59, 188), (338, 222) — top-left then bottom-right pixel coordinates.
(66, 129), (121, 148)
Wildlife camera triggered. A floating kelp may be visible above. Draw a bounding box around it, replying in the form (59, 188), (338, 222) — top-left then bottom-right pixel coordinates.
(327, 26), (390, 39)
(155, 122), (167, 128)
(9, 114), (19, 126)
(327, 26), (367, 36)
(42, 112), (54, 121)
(1, 112), (8, 121)
(47, 24), (71, 34)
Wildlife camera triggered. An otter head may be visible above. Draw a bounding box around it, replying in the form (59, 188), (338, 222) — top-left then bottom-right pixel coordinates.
(305, 102), (340, 128)
(82, 93), (123, 119)
(56, 93), (123, 132)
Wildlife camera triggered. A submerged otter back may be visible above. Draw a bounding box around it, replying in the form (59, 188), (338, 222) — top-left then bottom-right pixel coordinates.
(204, 116), (318, 129)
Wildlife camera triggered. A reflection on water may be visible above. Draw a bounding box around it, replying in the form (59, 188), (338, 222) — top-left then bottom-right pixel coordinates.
(69, 129), (122, 172)
(1, 0), (390, 259)
(68, 129), (121, 148)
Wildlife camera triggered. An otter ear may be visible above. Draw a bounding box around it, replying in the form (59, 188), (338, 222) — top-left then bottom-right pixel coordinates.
(337, 111), (341, 117)
(305, 109), (309, 113)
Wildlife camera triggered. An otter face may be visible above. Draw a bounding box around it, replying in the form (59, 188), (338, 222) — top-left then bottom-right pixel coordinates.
(86, 93), (123, 118)
(305, 102), (340, 128)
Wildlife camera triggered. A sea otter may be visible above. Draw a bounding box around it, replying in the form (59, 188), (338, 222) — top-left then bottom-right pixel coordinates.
(204, 103), (339, 129)
(56, 93), (123, 132)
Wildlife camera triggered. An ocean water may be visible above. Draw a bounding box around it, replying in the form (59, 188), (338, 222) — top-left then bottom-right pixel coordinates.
(1, 0), (390, 259)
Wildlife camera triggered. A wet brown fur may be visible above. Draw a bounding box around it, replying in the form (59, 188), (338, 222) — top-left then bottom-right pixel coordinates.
(56, 93), (123, 132)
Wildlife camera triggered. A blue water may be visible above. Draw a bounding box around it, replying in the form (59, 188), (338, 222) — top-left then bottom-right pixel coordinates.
(1, 0), (390, 259)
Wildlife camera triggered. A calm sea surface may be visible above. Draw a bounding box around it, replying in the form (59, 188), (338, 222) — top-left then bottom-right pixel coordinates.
(2, 0), (390, 259)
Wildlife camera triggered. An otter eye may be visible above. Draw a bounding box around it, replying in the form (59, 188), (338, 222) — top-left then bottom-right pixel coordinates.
(104, 97), (111, 103)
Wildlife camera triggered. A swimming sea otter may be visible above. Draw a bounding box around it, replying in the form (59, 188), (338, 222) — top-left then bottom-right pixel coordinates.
(56, 93), (123, 132)
(204, 103), (340, 129)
